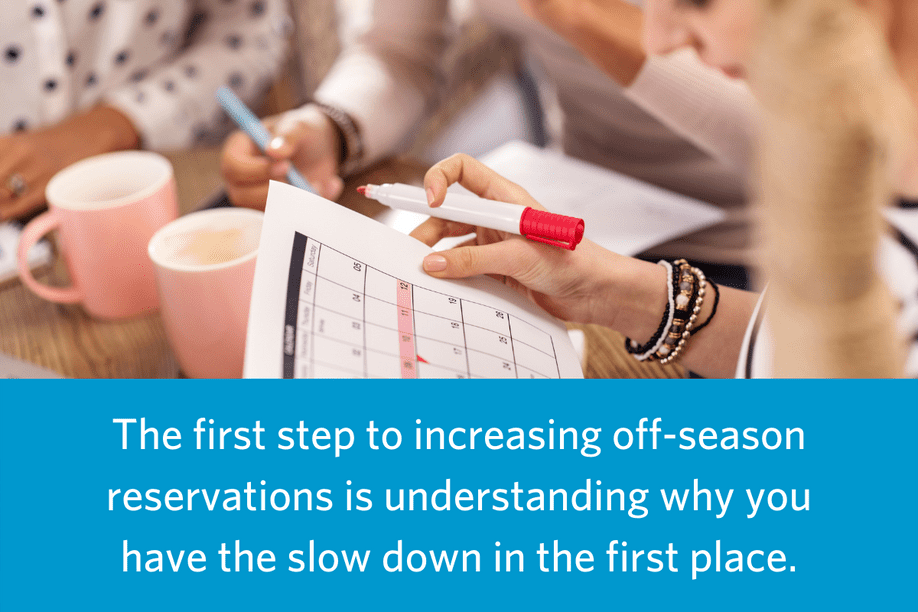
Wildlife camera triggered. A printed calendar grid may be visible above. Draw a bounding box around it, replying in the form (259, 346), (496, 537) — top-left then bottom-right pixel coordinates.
(302, 291), (557, 361)
(290, 299), (560, 372)
(283, 232), (561, 379)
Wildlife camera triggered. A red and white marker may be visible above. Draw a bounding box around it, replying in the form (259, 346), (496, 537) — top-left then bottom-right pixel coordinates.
(358, 183), (585, 250)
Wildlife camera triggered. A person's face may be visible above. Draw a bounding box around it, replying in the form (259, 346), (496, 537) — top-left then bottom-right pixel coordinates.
(643, 0), (760, 79)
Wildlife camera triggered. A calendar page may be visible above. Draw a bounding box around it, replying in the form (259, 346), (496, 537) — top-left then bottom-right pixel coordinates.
(244, 182), (583, 379)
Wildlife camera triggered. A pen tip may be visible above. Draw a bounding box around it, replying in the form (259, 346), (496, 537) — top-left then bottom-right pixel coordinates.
(356, 186), (367, 195)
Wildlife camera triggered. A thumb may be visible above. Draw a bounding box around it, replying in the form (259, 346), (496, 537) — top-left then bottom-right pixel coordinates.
(309, 171), (344, 201)
(266, 121), (310, 160)
(422, 241), (526, 279)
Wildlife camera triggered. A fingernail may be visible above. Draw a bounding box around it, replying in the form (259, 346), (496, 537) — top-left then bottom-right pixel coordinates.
(268, 136), (285, 151)
(423, 255), (447, 272)
(426, 188), (436, 206)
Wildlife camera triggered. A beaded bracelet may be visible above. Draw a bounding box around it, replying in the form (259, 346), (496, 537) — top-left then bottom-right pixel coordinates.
(653, 260), (696, 361)
(690, 280), (720, 336)
(657, 263), (707, 365)
(626, 261), (677, 362)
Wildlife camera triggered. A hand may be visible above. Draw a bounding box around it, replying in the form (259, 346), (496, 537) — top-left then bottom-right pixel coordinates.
(220, 105), (344, 210)
(412, 154), (758, 379)
(0, 105), (139, 222)
(410, 153), (656, 327)
(516, 0), (579, 32)
(516, 0), (646, 86)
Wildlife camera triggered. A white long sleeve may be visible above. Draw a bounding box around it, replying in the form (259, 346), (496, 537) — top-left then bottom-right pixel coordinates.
(313, 0), (452, 167)
(625, 48), (757, 177)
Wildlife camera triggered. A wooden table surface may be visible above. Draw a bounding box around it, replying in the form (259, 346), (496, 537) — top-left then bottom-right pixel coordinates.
(0, 150), (683, 379)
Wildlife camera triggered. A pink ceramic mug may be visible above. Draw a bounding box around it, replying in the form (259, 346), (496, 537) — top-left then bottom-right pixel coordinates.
(17, 151), (178, 319)
(147, 208), (263, 379)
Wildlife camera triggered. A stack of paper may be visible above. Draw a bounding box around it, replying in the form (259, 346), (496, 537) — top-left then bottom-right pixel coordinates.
(478, 141), (726, 256)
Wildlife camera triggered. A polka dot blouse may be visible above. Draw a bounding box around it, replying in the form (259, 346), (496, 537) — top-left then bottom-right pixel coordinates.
(1, 0), (290, 150)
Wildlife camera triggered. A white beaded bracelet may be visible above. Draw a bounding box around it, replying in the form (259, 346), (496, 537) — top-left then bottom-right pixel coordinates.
(634, 260), (676, 362)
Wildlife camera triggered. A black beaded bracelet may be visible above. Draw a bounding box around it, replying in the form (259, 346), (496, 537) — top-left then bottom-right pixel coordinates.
(625, 299), (671, 355)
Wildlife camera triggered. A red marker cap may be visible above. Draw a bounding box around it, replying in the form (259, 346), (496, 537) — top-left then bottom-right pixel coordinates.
(519, 208), (585, 250)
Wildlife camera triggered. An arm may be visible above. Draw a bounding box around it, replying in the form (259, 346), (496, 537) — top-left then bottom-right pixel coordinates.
(750, 0), (904, 377)
(626, 49), (758, 176)
(411, 154), (758, 378)
(220, 0), (452, 209)
(520, 0), (757, 175)
(0, 105), (139, 221)
(519, 0), (644, 85)
(104, 0), (288, 152)
(312, 0), (452, 168)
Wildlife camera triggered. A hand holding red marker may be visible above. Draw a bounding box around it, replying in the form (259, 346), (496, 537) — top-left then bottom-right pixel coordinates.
(357, 183), (585, 250)
(393, 154), (642, 329)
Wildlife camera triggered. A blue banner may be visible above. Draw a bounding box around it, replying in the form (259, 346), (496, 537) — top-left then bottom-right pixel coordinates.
(0, 381), (915, 610)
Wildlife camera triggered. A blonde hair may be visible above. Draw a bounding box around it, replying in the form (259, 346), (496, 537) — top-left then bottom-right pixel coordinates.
(750, 0), (915, 377)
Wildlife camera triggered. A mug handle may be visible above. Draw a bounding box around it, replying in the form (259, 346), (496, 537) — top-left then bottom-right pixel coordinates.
(17, 211), (83, 304)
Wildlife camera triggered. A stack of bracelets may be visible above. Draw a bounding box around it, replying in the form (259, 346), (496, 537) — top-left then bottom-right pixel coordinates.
(625, 259), (720, 366)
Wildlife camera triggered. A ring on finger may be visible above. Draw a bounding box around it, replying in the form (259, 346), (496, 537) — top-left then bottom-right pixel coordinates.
(5, 173), (27, 198)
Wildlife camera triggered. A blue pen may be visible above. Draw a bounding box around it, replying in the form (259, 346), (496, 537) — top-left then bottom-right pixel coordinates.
(215, 86), (314, 193)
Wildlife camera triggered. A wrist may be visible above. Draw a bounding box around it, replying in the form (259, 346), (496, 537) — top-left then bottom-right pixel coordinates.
(312, 102), (364, 176)
(317, 110), (345, 168)
(597, 256), (669, 340)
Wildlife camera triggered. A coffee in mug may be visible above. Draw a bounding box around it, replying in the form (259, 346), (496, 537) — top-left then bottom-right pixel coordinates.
(156, 225), (259, 267)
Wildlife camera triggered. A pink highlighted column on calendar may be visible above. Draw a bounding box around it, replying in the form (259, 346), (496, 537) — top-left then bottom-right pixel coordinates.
(396, 279), (417, 379)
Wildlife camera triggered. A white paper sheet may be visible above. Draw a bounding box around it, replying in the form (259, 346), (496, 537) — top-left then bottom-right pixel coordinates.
(477, 141), (727, 256)
(244, 182), (583, 379)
